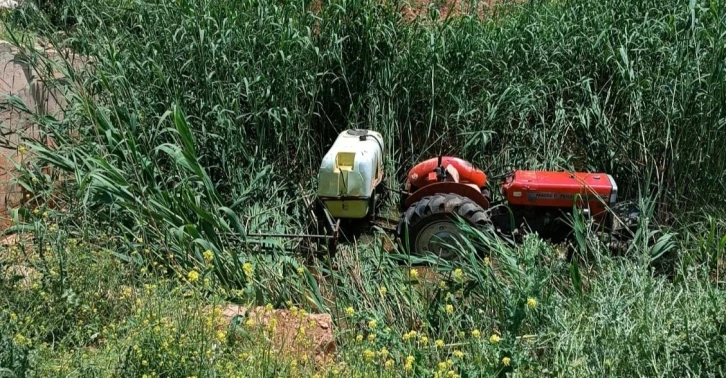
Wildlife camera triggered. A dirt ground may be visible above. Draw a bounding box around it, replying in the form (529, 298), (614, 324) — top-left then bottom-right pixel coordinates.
(218, 304), (336, 367)
(306, 0), (505, 20)
(401, 0), (502, 20)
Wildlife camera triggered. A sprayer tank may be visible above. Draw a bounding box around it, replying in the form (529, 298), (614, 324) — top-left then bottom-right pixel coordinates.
(316, 129), (385, 219)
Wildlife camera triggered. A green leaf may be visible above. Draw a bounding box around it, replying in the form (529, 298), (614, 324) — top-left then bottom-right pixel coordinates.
(569, 260), (583, 297)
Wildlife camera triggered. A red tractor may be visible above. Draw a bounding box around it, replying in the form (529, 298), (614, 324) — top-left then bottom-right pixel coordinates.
(395, 155), (633, 258)
(249, 129), (638, 258)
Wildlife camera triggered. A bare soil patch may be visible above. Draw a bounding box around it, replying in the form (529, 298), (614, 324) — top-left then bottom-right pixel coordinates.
(401, 0), (501, 21)
(218, 304), (336, 367)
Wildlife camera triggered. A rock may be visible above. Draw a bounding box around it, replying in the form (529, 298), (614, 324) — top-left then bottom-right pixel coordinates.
(3, 264), (40, 289)
(221, 303), (248, 319)
(0, 234), (20, 246)
(217, 304), (336, 363)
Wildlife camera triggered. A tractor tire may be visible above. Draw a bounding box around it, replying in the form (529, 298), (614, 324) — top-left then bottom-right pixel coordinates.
(397, 193), (492, 259)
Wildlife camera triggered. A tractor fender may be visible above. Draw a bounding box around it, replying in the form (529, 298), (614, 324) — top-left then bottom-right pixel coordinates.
(406, 157), (487, 189)
(403, 182), (490, 210)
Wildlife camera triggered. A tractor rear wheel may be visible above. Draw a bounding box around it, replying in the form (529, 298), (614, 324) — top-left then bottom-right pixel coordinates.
(397, 193), (492, 259)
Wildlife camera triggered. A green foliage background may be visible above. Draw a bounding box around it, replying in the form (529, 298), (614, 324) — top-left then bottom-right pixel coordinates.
(1, 0), (725, 377)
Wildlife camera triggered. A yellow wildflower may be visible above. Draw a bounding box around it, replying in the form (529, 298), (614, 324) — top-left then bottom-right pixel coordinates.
(243, 262), (253, 277)
(453, 350), (464, 359)
(379, 286), (387, 296)
(438, 361), (448, 371)
(363, 349), (375, 361)
(379, 347), (389, 358)
(368, 320), (377, 329)
(490, 334), (501, 344)
(384, 359), (394, 368)
(527, 297), (537, 309)
(203, 249), (214, 263)
(297, 267), (304, 275)
(420, 335), (429, 345)
(453, 268), (463, 280)
(445, 304), (454, 314)
(435, 339), (445, 348)
(502, 357), (511, 366)
(409, 269), (419, 279)
(356, 334), (363, 342)
(187, 270), (199, 282)
(403, 330), (417, 341)
(367, 334), (376, 342)
(345, 307), (355, 316)
(268, 318), (277, 331)
(12, 334), (29, 346)
(216, 330), (227, 342)
(471, 329), (481, 338)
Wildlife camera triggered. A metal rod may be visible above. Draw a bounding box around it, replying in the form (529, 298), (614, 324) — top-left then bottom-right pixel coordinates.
(321, 200), (336, 229)
(372, 223), (397, 234)
(247, 233), (334, 239)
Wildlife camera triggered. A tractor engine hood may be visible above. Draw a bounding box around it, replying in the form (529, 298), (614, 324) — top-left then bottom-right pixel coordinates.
(502, 170), (618, 214)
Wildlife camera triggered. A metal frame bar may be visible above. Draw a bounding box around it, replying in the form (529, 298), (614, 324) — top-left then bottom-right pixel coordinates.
(242, 191), (342, 256)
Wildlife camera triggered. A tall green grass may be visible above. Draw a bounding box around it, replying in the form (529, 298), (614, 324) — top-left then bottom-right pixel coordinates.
(2, 0), (723, 278)
(1, 0), (723, 294)
(6, 0), (726, 212)
(1, 0), (726, 376)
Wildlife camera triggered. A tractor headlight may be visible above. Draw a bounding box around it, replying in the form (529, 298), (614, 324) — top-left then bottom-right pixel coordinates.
(607, 174), (618, 204)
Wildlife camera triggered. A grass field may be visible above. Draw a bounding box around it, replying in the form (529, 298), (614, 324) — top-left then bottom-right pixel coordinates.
(1, 0), (726, 377)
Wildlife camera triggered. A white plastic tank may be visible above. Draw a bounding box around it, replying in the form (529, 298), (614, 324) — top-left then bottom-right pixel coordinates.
(316, 129), (385, 219)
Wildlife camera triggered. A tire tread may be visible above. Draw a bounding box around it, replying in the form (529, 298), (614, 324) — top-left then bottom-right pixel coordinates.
(397, 193), (492, 256)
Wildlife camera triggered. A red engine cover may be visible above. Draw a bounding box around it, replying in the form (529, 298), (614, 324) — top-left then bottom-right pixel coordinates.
(502, 170), (617, 213)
